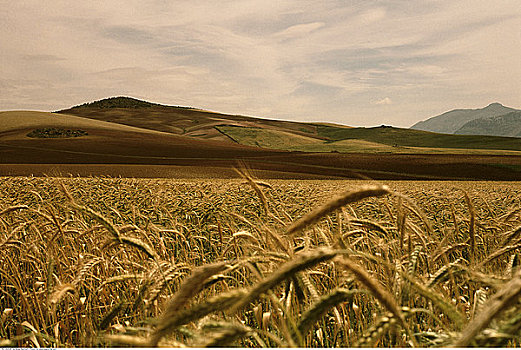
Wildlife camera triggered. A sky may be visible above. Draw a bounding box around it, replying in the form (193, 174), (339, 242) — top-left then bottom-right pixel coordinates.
(1, 1), (520, 127)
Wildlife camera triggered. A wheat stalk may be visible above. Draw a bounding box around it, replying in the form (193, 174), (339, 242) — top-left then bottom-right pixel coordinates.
(462, 190), (476, 263)
(334, 257), (407, 329)
(0, 205), (29, 216)
(451, 271), (521, 347)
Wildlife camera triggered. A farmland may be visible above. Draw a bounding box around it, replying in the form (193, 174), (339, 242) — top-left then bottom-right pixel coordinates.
(4, 100), (521, 180)
(2, 176), (521, 347)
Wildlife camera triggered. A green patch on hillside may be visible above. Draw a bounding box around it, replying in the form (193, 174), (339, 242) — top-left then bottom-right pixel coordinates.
(316, 125), (521, 151)
(217, 125), (409, 153)
(216, 125), (321, 149)
(217, 124), (521, 154)
(27, 128), (88, 138)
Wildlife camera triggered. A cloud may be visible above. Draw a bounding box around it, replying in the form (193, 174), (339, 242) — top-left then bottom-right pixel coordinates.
(357, 7), (387, 25)
(21, 54), (65, 62)
(291, 81), (343, 98)
(1, 1), (520, 127)
(375, 97), (392, 105)
(102, 25), (156, 45)
(274, 22), (325, 40)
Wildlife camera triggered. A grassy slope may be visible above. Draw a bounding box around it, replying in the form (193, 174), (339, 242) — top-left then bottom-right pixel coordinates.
(0, 111), (166, 135)
(217, 124), (521, 154)
(315, 125), (521, 151)
(215, 125), (323, 148)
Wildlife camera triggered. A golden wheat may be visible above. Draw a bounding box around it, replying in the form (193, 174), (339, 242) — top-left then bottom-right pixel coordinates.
(2, 177), (521, 347)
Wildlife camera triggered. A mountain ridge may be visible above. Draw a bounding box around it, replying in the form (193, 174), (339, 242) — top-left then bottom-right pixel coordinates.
(411, 102), (518, 134)
(455, 111), (521, 137)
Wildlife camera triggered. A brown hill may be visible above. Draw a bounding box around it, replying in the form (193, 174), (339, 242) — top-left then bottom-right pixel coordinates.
(0, 110), (285, 164)
(57, 96), (331, 143)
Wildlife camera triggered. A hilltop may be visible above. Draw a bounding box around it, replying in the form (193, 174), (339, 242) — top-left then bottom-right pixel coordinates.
(68, 96), (163, 109)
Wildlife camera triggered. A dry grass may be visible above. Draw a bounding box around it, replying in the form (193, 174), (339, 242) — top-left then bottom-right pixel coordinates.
(1, 177), (521, 347)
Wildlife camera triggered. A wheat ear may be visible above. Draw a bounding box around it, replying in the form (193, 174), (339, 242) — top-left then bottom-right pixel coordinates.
(234, 165), (269, 215)
(355, 313), (399, 347)
(297, 288), (360, 336)
(198, 323), (251, 347)
(231, 248), (339, 312)
(154, 288), (247, 330)
(103, 334), (187, 348)
(50, 283), (75, 305)
(286, 185), (390, 236)
(98, 301), (125, 330)
(71, 203), (121, 241)
(150, 262), (228, 346)
(119, 236), (158, 260)
(399, 269), (465, 330)
(479, 243), (521, 267)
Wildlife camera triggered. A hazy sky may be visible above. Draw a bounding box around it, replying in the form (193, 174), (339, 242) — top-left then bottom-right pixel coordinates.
(1, 1), (520, 127)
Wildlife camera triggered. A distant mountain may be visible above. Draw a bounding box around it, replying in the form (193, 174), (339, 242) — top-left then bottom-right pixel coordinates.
(455, 111), (521, 137)
(411, 103), (517, 134)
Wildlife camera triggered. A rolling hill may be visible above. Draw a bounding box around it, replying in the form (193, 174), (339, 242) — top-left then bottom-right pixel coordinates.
(57, 97), (330, 143)
(411, 103), (518, 134)
(3, 97), (521, 180)
(217, 124), (521, 154)
(0, 110), (284, 164)
(59, 97), (521, 154)
(0, 110), (164, 135)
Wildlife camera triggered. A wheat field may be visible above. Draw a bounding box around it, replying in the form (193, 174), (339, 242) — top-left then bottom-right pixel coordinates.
(1, 175), (521, 347)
